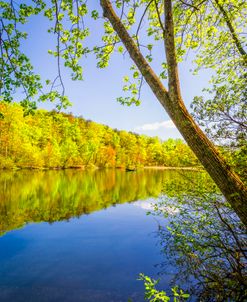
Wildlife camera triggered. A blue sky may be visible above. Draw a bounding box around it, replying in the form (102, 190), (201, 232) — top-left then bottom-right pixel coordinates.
(17, 3), (211, 141)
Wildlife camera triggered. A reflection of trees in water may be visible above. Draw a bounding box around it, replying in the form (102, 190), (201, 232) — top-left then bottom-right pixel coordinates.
(0, 169), (203, 236)
(153, 188), (247, 301)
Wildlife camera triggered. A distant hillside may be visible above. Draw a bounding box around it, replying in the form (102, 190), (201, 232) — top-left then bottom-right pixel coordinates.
(0, 102), (199, 169)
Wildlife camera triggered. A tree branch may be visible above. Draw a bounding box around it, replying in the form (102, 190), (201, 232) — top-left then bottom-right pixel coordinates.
(164, 0), (182, 101)
(100, 0), (171, 112)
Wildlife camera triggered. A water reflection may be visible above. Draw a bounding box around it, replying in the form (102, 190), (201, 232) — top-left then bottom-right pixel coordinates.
(152, 192), (247, 301)
(0, 169), (206, 235)
(0, 169), (217, 302)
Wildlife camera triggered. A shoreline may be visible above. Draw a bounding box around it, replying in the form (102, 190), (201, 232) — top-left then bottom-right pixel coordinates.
(144, 166), (203, 171)
(0, 165), (203, 171)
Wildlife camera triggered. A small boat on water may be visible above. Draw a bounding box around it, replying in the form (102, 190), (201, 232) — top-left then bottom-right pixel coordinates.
(125, 167), (136, 172)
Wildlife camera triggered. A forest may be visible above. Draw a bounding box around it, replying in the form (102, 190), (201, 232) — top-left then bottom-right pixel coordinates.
(0, 101), (199, 169)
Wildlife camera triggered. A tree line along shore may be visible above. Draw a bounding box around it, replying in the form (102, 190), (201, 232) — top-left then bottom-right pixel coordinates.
(0, 102), (201, 170)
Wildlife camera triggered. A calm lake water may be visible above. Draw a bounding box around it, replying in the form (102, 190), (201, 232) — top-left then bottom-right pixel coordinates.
(0, 169), (204, 302)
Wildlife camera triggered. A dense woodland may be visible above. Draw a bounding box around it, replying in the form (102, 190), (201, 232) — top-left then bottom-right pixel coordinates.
(0, 102), (199, 169)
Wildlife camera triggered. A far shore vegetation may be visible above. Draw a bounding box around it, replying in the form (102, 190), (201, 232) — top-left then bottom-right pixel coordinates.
(0, 101), (202, 170)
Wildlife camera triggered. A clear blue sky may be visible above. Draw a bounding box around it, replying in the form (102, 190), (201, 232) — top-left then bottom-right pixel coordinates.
(17, 3), (210, 141)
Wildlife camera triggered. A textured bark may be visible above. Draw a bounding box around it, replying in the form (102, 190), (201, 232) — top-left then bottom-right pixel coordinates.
(100, 0), (247, 226)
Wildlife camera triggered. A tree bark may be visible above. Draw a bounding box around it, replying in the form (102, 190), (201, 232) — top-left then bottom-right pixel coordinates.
(100, 0), (247, 226)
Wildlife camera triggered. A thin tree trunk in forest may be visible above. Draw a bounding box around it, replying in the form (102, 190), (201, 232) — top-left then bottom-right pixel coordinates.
(100, 0), (247, 226)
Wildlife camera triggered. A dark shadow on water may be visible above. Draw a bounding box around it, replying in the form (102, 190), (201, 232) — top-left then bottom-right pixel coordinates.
(152, 180), (247, 302)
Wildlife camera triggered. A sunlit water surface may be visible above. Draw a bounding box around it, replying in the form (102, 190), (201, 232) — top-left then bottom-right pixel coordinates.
(0, 169), (202, 302)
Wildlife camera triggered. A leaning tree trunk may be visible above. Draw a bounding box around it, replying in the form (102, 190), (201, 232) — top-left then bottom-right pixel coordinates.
(100, 0), (247, 226)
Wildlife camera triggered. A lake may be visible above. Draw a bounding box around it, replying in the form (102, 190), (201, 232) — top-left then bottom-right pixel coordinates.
(0, 169), (204, 302)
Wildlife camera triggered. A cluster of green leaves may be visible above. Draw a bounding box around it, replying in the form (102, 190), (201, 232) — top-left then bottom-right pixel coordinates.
(117, 66), (142, 106)
(139, 273), (189, 302)
(0, 0), (45, 111)
(191, 71), (247, 180)
(0, 1), (93, 110)
(0, 101), (199, 170)
(0, 0), (74, 111)
(44, 0), (89, 80)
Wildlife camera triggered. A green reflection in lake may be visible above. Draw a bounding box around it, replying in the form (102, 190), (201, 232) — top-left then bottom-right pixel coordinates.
(0, 169), (209, 236)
